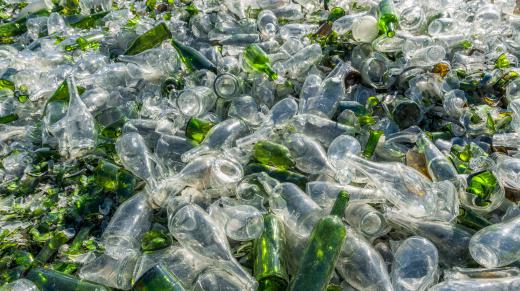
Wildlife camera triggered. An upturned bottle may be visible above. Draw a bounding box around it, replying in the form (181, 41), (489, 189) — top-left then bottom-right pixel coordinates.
(62, 76), (96, 159)
(101, 193), (152, 256)
(253, 140), (295, 170)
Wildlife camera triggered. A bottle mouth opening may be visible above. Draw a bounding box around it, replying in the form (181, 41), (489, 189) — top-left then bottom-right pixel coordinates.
(212, 158), (243, 184)
(361, 212), (385, 235)
(214, 75), (238, 99)
(177, 90), (202, 117)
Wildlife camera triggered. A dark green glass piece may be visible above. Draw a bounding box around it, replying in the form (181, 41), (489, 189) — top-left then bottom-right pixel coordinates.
(378, 0), (399, 37)
(65, 11), (110, 29)
(133, 264), (186, 291)
(185, 117), (216, 143)
(244, 44), (277, 80)
(123, 23), (172, 55)
(362, 130), (384, 159)
(253, 141), (295, 170)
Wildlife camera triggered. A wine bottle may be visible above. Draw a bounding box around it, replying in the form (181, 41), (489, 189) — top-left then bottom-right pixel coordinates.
(289, 190), (349, 291)
(253, 214), (289, 291)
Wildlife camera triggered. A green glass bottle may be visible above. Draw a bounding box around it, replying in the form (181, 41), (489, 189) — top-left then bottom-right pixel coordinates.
(64, 33), (104, 51)
(337, 101), (376, 126)
(171, 38), (217, 73)
(362, 130), (384, 159)
(378, 0), (399, 37)
(133, 264), (186, 291)
(0, 79), (14, 91)
(0, 9), (50, 38)
(253, 141), (295, 170)
(289, 190), (349, 291)
(457, 207), (492, 231)
(185, 117), (216, 143)
(0, 70), (16, 91)
(68, 225), (93, 253)
(244, 44), (278, 80)
(244, 163), (308, 189)
(26, 268), (109, 291)
(140, 229), (172, 252)
(254, 214), (289, 291)
(160, 74), (186, 98)
(0, 20), (27, 38)
(466, 170), (499, 207)
(60, 0), (80, 15)
(0, 113), (18, 124)
(45, 79), (86, 110)
(123, 23), (172, 55)
(116, 168), (136, 201)
(35, 230), (73, 264)
(95, 159), (120, 191)
(65, 11), (110, 29)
